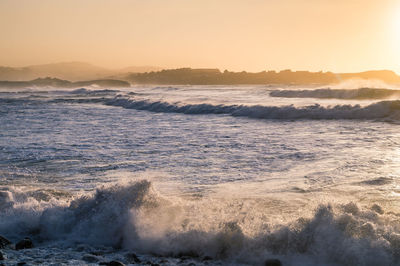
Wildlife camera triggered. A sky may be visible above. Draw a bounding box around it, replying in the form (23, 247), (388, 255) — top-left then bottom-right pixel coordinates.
(1, 0), (400, 73)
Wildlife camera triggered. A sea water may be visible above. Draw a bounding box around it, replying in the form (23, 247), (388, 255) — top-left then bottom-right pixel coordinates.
(1, 82), (400, 265)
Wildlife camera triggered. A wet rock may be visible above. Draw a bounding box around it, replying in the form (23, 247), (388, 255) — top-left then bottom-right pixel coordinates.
(125, 252), (141, 263)
(81, 254), (99, 263)
(99, 261), (125, 266)
(176, 251), (199, 259)
(265, 258), (282, 266)
(0, 251), (3, 260)
(15, 238), (33, 250)
(202, 256), (213, 261)
(0, 236), (11, 249)
(17, 263), (26, 266)
(177, 254), (199, 262)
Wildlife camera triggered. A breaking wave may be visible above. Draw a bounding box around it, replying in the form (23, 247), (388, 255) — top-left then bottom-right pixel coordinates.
(270, 87), (400, 100)
(1, 181), (400, 265)
(4, 93), (400, 121)
(106, 96), (400, 121)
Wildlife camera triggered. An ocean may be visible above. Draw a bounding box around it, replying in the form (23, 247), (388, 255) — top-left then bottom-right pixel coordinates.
(1, 81), (400, 265)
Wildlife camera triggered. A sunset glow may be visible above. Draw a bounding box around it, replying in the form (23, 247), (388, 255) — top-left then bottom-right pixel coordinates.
(0, 0), (399, 73)
(3, 1), (400, 265)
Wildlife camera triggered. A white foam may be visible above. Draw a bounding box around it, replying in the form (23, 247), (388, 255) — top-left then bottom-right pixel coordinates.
(1, 181), (400, 265)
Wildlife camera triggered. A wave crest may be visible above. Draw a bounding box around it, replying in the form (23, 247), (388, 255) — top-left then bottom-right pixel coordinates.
(4, 94), (400, 121)
(106, 96), (400, 121)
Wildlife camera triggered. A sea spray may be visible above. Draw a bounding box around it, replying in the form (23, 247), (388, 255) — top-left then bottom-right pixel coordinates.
(1, 181), (400, 265)
(270, 87), (400, 100)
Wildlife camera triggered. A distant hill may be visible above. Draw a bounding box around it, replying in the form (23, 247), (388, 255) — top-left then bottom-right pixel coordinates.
(125, 68), (400, 85)
(0, 62), (161, 81)
(0, 77), (130, 88)
(1, 63), (399, 85)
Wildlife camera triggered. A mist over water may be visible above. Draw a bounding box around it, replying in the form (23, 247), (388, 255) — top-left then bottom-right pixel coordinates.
(2, 83), (400, 265)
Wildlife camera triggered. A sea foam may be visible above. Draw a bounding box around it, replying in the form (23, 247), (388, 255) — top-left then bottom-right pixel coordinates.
(1, 181), (400, 265)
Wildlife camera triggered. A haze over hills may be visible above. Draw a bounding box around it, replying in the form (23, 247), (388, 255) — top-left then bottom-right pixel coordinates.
(1, 62), (400, 86)
(125, 68), (400, 85)
(0, 62), (161, 82)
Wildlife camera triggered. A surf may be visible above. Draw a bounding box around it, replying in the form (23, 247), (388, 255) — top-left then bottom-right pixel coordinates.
(0, 180), (399, 265)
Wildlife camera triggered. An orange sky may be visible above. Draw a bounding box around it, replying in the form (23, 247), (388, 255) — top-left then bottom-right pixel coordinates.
(1, 0), (399, 73)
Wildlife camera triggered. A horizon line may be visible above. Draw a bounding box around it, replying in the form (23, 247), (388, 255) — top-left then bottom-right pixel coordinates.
(1, 61), (399, 75)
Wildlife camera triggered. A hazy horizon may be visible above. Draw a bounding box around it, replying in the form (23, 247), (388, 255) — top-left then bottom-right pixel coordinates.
(2, 61), (400, 75)
(1, 0), (399, 73)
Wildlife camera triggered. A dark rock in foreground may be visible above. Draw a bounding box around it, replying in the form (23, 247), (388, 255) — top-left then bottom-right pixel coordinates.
(125, 252), (141, 263)
(0, 236), (11, 249)
(0, 250), (4, 260)
(202, 256), (213, 261)
(265, 258), (282, 266)
(15, 238), (33, 250)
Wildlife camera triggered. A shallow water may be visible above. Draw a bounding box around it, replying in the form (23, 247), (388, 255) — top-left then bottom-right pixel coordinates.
(2, 83), (400, 265)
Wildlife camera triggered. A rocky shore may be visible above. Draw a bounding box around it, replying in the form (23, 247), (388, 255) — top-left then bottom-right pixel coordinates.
(0, 235), (282, 266)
